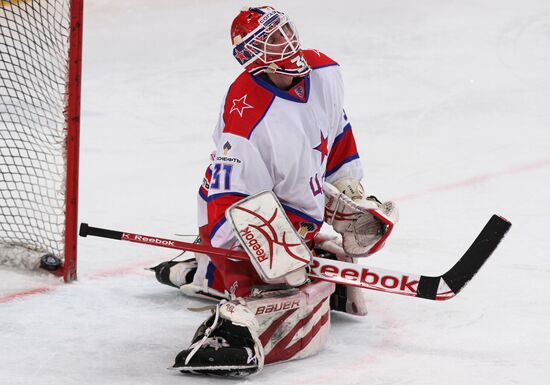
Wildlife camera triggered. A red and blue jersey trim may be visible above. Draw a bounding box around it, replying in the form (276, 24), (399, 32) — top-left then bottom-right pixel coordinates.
(281, 204), (323, 225)
(252, 75), (311, 103)
(207, 192), (248, 239)
(326, 154), (360, 177)
(222, 72), (275, 140)
(198, 166), (213, 202)
(326, 123), (360, 177)
(206, 190), (324, 242)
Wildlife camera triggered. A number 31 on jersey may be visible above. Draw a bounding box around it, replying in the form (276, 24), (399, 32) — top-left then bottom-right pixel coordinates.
(210, 163), (233, 190)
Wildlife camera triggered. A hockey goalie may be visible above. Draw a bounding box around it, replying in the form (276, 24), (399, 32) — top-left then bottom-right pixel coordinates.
(152, 6), (398, 377)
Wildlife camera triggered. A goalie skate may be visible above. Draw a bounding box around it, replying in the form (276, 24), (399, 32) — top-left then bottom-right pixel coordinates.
(174, 310), (261, 377)
(149, 259), (197, 289)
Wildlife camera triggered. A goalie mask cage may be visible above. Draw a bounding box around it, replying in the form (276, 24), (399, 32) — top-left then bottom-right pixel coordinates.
(0, 0), (83, 282)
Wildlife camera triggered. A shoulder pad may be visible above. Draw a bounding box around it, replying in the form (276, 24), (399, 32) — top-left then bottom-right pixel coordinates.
(303, 49), (339, 70)
(222, 72), (275, 140)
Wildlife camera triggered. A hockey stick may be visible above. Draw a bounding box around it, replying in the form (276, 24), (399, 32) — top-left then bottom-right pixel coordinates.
(79, 215), (511, 300)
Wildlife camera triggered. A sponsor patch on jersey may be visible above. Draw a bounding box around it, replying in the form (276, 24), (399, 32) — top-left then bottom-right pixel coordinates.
(216, 155), (242, 164)
(223, 141), (232, 155)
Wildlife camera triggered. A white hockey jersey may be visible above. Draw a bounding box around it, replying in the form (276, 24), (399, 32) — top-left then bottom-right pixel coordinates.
(198, 50), (363, 252)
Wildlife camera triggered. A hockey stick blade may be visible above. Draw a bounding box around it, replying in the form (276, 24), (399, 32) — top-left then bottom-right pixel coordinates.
(415, 215), (511, 300)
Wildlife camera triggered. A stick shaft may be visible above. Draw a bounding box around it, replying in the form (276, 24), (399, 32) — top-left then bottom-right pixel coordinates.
(79, 223), (248, 260)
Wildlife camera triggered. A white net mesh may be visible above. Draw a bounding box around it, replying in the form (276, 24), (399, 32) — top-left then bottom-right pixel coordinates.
(0, 0), (72, 269)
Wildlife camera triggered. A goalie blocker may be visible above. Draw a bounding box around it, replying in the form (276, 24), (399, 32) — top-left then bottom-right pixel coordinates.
(226, 191), (312, 288)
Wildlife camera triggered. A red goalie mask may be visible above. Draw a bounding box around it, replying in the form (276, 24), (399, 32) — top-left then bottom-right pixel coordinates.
(230, 6), (311, 77)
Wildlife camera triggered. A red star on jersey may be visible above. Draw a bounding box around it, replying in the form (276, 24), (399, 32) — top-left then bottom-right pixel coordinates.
(314, 132), (328, 164)
(230, 94), (254, 117)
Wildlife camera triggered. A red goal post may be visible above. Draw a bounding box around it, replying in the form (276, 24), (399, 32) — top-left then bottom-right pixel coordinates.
(0, 0), (83, 282)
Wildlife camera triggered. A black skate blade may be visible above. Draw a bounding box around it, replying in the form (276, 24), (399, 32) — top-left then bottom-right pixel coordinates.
(170, 364), (258, 377)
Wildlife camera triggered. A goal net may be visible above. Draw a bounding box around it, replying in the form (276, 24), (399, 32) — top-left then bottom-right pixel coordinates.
(0, 0), (82, 282)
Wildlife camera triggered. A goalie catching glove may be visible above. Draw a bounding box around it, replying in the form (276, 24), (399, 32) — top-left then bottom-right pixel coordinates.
(324, 178), (398, 258)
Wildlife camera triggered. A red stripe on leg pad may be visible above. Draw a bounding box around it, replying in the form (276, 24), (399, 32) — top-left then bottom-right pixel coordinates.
(264, 298), (329, 364)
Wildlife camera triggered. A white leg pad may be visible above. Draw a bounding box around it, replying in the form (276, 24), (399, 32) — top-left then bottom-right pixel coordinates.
(231, 281), (335, 365)
(188, 281), (335, 375)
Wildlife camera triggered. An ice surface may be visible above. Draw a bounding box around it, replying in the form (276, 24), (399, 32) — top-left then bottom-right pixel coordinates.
(1, 0), (549, 384)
